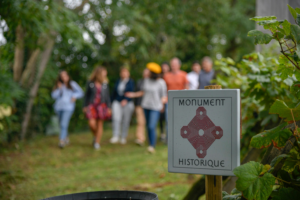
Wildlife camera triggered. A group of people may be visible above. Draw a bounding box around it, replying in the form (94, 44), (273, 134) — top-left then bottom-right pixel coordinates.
(51, 56), (215, 153)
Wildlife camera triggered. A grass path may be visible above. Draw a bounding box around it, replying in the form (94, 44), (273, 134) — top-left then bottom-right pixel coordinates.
(0, 126), (201, 200)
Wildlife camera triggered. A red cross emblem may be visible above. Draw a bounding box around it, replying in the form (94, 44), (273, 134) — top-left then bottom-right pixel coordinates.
(181, 107), (223, 158)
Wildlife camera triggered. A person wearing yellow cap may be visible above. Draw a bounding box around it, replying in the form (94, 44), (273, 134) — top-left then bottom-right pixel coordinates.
(125, 62), (167, 153)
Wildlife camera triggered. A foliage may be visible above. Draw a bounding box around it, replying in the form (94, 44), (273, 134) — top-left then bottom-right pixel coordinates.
(250, 122), (292, 149)
(0, 0), (85, 140)
(224, 5), (300, 200)
(234, 161), (275, 200)
(269, 99), (300, 121)
(213, 49), (297, 156)
(0, 0), (257, 141)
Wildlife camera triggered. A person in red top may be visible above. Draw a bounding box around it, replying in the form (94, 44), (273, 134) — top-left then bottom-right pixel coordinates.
(164, 57), (189, 90)
(163, 57), (189, 144)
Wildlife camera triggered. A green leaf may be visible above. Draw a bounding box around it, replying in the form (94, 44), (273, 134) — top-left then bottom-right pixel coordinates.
(258, 20), (279, 30)
(248, 30), (273, 45)
(297, 14), (300, 26)
(269, 99), (300, 121)
(277, 27), (285, 35)
(282, 147), (300, 173)
(276, 64), (294, 80)
(231, 188), (241, 195)
(223, 193), (242, 200)
(273, 31), (284, 40)
(291, 24), (300, 43)
(295, 72), (300, 81)
(281, 20), (291, 35)
(222, 191), (229, 197)
(270, 154), (288, 167)
(250, 122), (292, 149)
(296, 44), (300, 59)
(260, 164), (271, 175)
(273, 188), (300, 200)
(291, 82), (300, 99)
(296, 8), (300, 14)
(234, 161), (275, 200)
(250, 16), (277, 21)
(288, 4), (297, 20)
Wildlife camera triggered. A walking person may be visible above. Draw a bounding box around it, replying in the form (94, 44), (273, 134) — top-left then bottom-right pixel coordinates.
(164, 57), (189, 91)
(187, 61), (201, 90)
(110, 67), (135, 144)
(159, 62), (170, 142)
(163, 57), (189, 143)
(198, 56), (215, 89)
(161, 61), (170, 75)
(51, 70), (83, 148)
(134, 68), (150, 146)
(126, 63), (167, 153)
(83, 67), (111, 150)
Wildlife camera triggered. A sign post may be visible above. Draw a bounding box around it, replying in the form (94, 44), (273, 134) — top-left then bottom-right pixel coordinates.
(205, 85), (223, 200)
(168, 86), (240, 200)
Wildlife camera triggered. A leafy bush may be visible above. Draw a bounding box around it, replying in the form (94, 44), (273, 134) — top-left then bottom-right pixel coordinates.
(222, 5), (300, 200)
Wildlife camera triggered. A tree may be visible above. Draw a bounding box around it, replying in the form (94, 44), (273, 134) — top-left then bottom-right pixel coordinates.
(0, 0), (85, 140)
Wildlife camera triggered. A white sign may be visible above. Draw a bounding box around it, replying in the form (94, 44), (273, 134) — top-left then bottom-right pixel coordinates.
(168, 89), (240, 176)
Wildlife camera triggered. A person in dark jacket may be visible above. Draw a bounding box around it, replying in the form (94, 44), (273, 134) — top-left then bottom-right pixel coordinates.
(110, 67), (135, 144)
(83, 67), (111, 150)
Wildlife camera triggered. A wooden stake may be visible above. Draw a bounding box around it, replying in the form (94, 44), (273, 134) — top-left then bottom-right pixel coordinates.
(205, 85), (222, 200)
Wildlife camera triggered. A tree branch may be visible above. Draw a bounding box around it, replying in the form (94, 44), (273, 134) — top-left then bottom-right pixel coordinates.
(20, 32), (56, 141)
(74, 0), (89, 11)
(13, 24), (24, 82)
(20, 49), (40, 87)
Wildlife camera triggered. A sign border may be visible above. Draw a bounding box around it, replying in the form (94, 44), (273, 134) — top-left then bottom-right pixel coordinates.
(167, 89), (240, 176)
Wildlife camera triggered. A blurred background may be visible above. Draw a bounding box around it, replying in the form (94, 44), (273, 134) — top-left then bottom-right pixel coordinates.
(3, 0), (299, 200)
(0, 0), (255, 141)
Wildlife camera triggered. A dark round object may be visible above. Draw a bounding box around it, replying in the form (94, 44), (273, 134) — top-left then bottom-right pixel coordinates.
(41, 190), (158, 200)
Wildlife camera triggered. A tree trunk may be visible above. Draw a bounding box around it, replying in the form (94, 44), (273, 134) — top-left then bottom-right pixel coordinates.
(20, 49), (40, 87)
(13, 24), (24, 82)
(20, 35), (55, 141)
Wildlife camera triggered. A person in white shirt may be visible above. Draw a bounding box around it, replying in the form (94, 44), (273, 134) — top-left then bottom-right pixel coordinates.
(187, 61), (201, 90)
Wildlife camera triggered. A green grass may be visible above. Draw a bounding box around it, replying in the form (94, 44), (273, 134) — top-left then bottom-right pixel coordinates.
(0, 125), (201, 200)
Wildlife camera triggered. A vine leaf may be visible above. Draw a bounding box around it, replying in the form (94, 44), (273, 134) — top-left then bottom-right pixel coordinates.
(258, 20), (279, 30)
(270, 154), (288, 167)
(288, 4), (297, 20)
(281, 20), (291, 35)
(297, 14), (300, 26)
(291, 24), (300, 44)
(269, 99), (300, 121)
(247, 30), (273, 45)
(234, 161), (275, 200)
(250, 16), (276, 21)
(277, 64), (294, 80)
(260, 164), (271, 175)
(250, 122), (292, 149)
(272, 187), (300, 200)
(282, 147), (300, 173)
(222, 193), (241, 200)
(222, 191), (242, 200)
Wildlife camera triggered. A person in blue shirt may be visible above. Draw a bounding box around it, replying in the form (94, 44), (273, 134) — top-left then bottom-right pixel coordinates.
(51, 71), (83, 148)
(110, 67), (135, 145)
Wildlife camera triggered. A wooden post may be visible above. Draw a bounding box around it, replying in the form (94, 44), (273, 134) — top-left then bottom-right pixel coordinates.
(204, 85), (222, 200)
